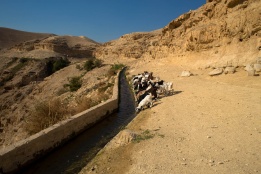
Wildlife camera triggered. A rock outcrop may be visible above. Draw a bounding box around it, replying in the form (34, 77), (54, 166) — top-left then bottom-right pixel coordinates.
(94, 0), (261, 68)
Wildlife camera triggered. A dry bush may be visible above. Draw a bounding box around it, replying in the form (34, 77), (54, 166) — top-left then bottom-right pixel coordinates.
(74, 97), (97, 113)
(56, 87), (68, 96)
(97, 82), (113, 93)
(96, 91), (110, 102)
(74, 92), (109, 114)
(25, 79), (114, 135)
(25, 98), (71, 135)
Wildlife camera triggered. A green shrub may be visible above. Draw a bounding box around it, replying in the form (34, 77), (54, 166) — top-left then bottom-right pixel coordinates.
(19, 57), (30, 63)
(84, 59), (94, 71)
(111, 63), (125, 71)
(45, 58), (70, 76)
(52, 58), (70, 72)
(107, 63), (125, 77)
(93, 59), (102, 68)
(64, 76), (82, 92)
(84, 58), (103, 71)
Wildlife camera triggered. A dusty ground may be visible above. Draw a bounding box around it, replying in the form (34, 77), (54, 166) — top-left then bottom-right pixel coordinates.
(80, 57), (261, 174)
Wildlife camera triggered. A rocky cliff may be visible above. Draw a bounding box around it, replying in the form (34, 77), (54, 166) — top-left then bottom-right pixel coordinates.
(94, 0), (261, 68)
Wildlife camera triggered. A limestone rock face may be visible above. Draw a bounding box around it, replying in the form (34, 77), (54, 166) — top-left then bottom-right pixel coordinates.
(95, 0), (261, 67)
(94, 30), (161, 59)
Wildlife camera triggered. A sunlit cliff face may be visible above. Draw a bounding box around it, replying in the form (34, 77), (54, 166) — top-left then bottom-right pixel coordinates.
(94, 0), (260, 67)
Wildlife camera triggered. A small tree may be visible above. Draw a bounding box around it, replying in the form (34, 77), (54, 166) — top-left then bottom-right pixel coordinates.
(84, 59), (94, 71)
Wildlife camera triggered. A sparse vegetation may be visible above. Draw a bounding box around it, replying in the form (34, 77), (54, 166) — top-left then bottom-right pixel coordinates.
(158, 134), (165, 138)
(46, 58), (70, 75)
(107, 63), (125, 77)
(52, 58), (70, 72)
(84, 58), (103, 71)
(76, 64), (82, 70)
(56, 87), (69, 96)
(26, 99), (71, 135)
(132, 129), (155, 143)
(12, 60), (28, 74)
(111, 63), (125, 71)
(97, 82), (113, 93)
(64, 76), (82, 92)
(74, 97), (97, 113)
(26, 79), (115, 135)
(19, 57), (31, 63)
(96, 91), (110, 101)
(5, 57), (18, 68)
(0, 58), (30, 86)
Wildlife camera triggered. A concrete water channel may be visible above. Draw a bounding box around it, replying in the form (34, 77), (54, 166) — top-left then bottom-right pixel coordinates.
(20, 69), (136, 174)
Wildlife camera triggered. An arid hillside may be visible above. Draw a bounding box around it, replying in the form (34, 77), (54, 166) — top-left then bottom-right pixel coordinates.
(0, 27), (54, 50)
(95, 0), (261, 68)
(1, 33), (100, 59)
(0, 28), (107, 147)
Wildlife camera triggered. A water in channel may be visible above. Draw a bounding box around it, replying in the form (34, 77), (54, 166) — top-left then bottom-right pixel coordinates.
(21, 69), (136, 174)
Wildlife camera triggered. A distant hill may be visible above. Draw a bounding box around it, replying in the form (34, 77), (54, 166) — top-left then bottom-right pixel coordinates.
(0, 27), (100, 58)
(0, 27), (55, 49)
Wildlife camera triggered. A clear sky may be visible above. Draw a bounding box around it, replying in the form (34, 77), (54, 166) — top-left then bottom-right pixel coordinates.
(1, 0), (206, 43)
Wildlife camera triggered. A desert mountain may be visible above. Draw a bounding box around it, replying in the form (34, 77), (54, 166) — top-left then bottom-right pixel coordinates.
(0, 28), (100, 59)
(95, 0), (261, 68)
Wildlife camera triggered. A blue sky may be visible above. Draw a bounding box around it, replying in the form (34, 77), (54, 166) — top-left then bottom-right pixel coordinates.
(1, 0), (206, 43)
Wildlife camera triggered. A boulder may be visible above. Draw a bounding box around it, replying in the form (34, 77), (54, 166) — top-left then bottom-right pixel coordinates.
(209, 68), (223, 76)
(180, 71), (192, 77)
(243, 64), (257, 76)
(224, 66), (236, 74)
(253, 64), (261, 72)
(244, 64), (254, 71)
(247, 69), (256, 76)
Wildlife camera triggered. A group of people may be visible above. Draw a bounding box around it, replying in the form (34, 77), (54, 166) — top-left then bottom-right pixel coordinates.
(131, 71), (173, 112)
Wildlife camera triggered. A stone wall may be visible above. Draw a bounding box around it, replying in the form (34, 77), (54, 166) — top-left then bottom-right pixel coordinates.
(0, 69), (121, 173)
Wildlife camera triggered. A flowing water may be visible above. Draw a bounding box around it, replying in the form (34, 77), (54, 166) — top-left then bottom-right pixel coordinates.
(21, 69), (136, 174)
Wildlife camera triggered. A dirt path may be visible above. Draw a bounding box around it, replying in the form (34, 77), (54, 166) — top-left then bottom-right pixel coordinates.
(80, 59), (261, 174)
